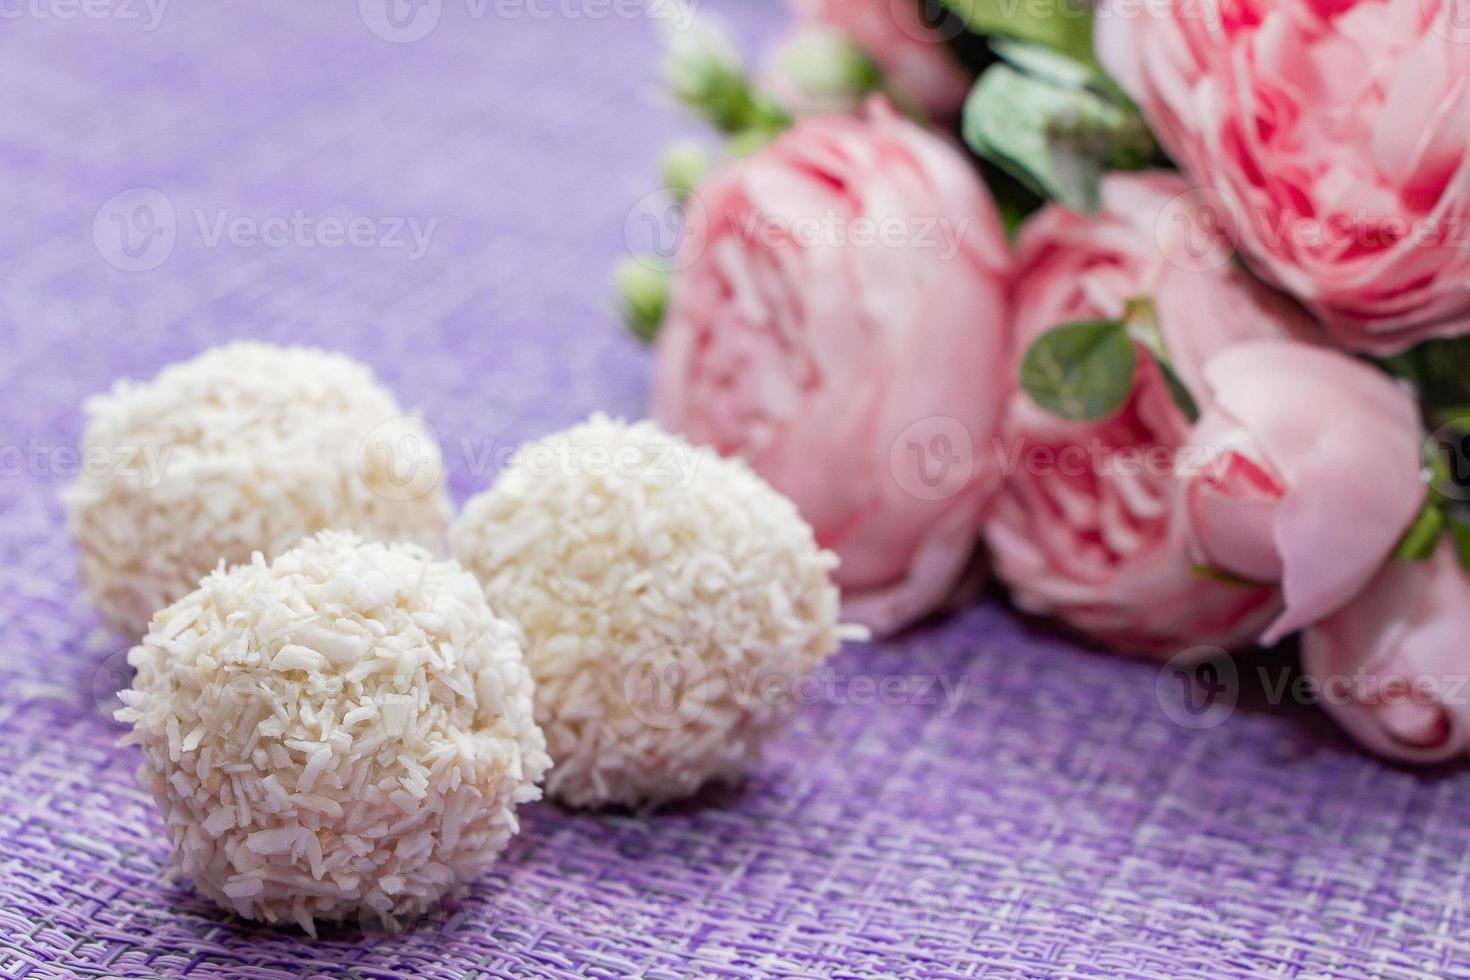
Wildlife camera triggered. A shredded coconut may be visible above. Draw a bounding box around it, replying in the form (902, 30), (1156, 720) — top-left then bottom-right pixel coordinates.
(64, 342), (451, 637)
(451, 414), (860, 808)
(115, 531), (551, 934)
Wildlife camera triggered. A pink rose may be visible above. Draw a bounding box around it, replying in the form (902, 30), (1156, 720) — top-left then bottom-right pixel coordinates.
(1097, 0), (1470, 354)
(780, 0), (972, 118)
(1303, 541), (1470, 764)
(985, 171), (1313, 655)
(1182, 340), (1426, 644)
(652, 99), (1012, 636)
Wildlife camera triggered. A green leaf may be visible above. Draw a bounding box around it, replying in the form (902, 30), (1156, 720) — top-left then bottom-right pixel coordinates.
(1394, 502), (1445, 561)
(962, 50), (1157, 214)
(991, 37), (1099, 88)
(933, 0), (1096, 64)
(963, 66), (1096, 212)
(1448, 511), (1470, 572)
(1122, 296), (1199, 423)
(1382, 336), (1470, 431)
(1019, 320), (1137, 421)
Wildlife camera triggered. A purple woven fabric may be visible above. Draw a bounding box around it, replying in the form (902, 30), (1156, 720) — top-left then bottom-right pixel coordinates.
(3, 2), (1470, 977)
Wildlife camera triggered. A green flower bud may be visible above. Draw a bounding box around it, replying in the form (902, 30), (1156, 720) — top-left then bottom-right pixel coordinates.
(659, 141), (710, 205)
(665, 19), (757, 132)
(664, 16), (791, 137)
(612, 256), (672, 343)
(775, 29), (881, 110)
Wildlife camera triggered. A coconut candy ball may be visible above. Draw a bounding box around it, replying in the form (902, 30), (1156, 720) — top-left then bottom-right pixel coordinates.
(65, 342), (451, 637)
(450, 414), (860, 809)
(116, 531), (551, 934)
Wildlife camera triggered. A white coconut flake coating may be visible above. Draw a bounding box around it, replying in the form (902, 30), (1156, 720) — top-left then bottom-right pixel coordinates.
(115, 531), (551, 934)
(450, 414), (861, 809)
(64, 341), (452, 637)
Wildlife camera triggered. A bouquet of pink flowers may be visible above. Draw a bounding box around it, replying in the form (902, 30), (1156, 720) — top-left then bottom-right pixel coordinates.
(613, 0), (1470, 764)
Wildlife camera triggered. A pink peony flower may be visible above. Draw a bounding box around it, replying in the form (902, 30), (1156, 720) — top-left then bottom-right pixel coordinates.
(1096, 0), (1470, 354)
(779, 0), (972, 119)
(1303, 540), (1470, 764)
(652, 99), (1012, 636)
(1181, 339), (1427, 644)
(985, 171), (1313, 656)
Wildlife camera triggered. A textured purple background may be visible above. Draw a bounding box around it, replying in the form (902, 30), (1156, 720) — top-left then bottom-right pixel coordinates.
(2, 2), (1470, 977)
